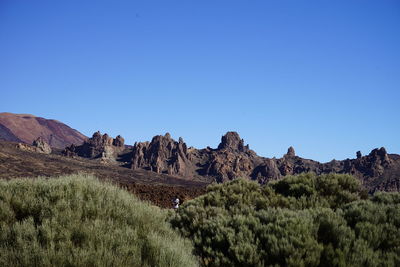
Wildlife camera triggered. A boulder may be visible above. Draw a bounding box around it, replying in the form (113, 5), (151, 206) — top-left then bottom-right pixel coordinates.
(32, 137), (52, 154)
(16, 137), (52, 154)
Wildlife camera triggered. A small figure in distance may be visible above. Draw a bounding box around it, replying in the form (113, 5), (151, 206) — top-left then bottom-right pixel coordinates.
(173, 196), (180, 210)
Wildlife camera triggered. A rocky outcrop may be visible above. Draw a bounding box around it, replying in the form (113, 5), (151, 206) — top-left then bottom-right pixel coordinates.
(345, 147), (392, 178)
(113, 135), (125, 147)
(32, 137), (52, 154)
(200, 132), (257, 182)
(128, 131), (400, 192)
(217, 131), (249, 152)
(205, 151), (254, 182)
(130, 132), (258, 182)
(63, 131), (124, 160)
(16, 137), (52, 154)
(131, 133), (194, 176)
(252, 159), (281, 184)
(286, 146), (296, 158)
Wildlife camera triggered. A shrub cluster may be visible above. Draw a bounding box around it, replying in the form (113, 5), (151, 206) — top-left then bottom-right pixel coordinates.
(169, 173), (400, 266)
(0, 174), (197, 267)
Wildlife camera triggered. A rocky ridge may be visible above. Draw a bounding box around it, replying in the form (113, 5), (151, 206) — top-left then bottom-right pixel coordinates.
(128, 132), (400, 192)
(58, 130), (399, 192)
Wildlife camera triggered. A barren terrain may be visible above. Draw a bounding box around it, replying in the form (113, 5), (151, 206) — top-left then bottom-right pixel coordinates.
(0, 140), (207, 208)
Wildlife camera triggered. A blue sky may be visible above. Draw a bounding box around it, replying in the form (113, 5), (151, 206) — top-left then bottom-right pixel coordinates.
(1, 0), (399, 162)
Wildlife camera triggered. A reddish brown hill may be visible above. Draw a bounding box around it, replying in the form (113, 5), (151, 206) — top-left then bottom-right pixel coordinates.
(0, 112), (87, 149)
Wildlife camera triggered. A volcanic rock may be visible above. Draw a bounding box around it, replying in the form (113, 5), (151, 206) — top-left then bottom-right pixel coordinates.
(16, 137), (52, 154)
(16, 143), (36, 153)
(113, 135), (125, 147)
(127, 131), (400, 192)
(346, 147), (392, 178)
(252, 159), (281, 184)
(286, 146), (296, 157)
(131, 133), (194, 177)
(205, 151), (254, 182)
(63, 131), (124, 160)
(217, 131), (249, 152)
(32, 137), (52, 154)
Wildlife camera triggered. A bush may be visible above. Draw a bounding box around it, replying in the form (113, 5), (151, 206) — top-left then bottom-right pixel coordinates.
(169, 173), (400, 267)
(270, 173), (363, 209)
(0, 174), (198, 267)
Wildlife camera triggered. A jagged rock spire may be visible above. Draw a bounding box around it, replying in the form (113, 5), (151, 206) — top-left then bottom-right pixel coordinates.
(217, 132), (249, 152)
(131, 133), (192, 176)
(286, 146), (295, 157)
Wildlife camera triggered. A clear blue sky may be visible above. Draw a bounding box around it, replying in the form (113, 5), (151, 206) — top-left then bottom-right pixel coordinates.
(1, 0), (399, 162)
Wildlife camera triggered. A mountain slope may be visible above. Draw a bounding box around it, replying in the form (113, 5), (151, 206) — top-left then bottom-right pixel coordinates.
(0, 123), (22, 142)
(0, 112), (87, 148)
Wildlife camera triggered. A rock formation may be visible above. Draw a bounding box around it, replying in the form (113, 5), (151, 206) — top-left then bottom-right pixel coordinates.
(200, 132), (257, 182)
(128, 131), (400, 192)
(55, 127), (399, 193)
(63, 131), (124, 160)
(131, 133), (194, 177)
(113, 135), (125, 147)
(286, 146), (296, 158)
(16, 137), (52, 154)
(252, 159), (282, 184)
(347, 147), (392, 178)
(217, 131), (249, 152)
(32, 137), (52, 154)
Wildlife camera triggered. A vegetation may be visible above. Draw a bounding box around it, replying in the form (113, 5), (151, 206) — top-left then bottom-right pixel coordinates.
(0, 174), (198, 267)
(2, 172), (399, 267)
(169, 173), (400, 267)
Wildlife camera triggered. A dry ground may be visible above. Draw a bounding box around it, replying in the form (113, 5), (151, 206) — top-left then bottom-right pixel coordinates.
(0, 140), (208, 208)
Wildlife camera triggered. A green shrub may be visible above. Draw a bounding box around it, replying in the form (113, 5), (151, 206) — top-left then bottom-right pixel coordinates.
(169, 174), (400, 267)
(342, 198), (400, 265)
(0, 174), (198, 267)
(270, 173), (363, 209)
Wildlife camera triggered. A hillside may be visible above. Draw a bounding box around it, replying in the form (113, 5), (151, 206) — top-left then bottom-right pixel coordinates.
(0, 112), (87, 148)
(0, 139), (206, 208)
